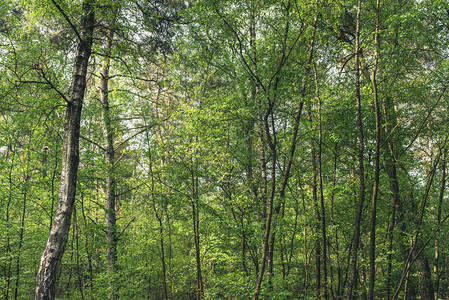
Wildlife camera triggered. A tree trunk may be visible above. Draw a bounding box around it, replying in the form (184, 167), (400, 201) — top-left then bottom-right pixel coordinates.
(192, 168), (203, 299)
(368, 0), (381, 298)
(35, 1), (94, 298)
(313, 57), (328, 300)
(330, 144), (342, 299)
(392, 143), (445, 299)
(382, 95), (405, 299)
(14, 170), (29, 300)
(250, 4), (268, 223)
(100, 6), (118, 298)
(5, 148), (15, 300)
(414, 244), (434, 299)
(434, 155), (445, 300)
(253, 4), (317, 298)
(347, 0), (365, 298)
(308, 108), (322, 299)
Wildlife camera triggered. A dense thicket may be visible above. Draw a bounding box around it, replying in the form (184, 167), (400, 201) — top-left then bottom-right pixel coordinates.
(1, 0), (449, 299)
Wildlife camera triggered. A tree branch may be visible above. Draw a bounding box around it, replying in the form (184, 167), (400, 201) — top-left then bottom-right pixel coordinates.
(50, 0), (82, 42)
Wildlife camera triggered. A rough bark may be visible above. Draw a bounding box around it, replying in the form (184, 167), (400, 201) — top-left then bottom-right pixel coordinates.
(35, 1), (94, 298)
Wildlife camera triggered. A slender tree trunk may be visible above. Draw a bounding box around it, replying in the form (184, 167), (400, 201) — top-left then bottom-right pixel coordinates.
(147, 128), (169, 299)
(5, 148), (15, 300)
(434, 155), (445, 300)
(286, 194), (299, 278)
(386, 183), (397, 300)
(250, 5), (267, 222)
(251, 7), (268, 280)
(49, 140), (59, 233)
(313, 59), (328, 300)
(300, 179), (310, 295)
(192, 168), (203, 299)
(35, 1), (94, 298)
(308, 108), (322, 299)
(100, 7), (118, 297)
(392, 144), (445, 299)
(14, 161), (29, 300)
(280, 202), (287, 280)
(368, 1), (381, 298)
(347, 1), (365, 298)
(154, 204), (168, 300)
(382, 95), (404, 299)
(253, 114), (277, 300)
(79, 188), (94, 293)
(74, 208), (85, 299)
(64, 218), (75, 297)
(253, 4), (316, 298)
(328, 143), (341, 298)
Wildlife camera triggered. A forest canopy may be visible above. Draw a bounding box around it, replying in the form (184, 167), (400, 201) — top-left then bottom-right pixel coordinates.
(1, 0), (449, 299)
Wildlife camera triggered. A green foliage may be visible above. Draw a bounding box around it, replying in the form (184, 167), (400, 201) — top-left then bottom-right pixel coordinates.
(1, 0), (449, 298)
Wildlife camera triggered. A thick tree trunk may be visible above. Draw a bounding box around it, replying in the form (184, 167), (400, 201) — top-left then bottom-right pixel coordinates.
(347, 1), (365, 299)
(35, 1), (94, 298)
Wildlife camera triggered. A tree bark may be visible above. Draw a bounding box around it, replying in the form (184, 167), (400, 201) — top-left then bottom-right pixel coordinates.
(5, 149), (15, 300)
(191, 164), (203, 299)
(249, 3), (268, 224)
(346, 0), (365, 299)
(14, 170), (29, 300)
(414, 245), (434, 299)
(35, 1), (94, 298)
(253, 4), (317, 298)
(382, 94), (405, 299)
(308, 108), (322, 299)
(368, 0), (381, 298)
(314, 61), (328, 300)
(100, 5), (119, 298)
(434, 155), (445, 300)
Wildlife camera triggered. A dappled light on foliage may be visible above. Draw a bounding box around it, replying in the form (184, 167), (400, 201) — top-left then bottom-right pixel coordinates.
(0, 0), (449, 299)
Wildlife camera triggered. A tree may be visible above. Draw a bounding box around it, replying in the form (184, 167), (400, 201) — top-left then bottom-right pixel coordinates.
(1, 0), (449, 298)
(346, 1), (365, 298)
(35, 0), (95, 298)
